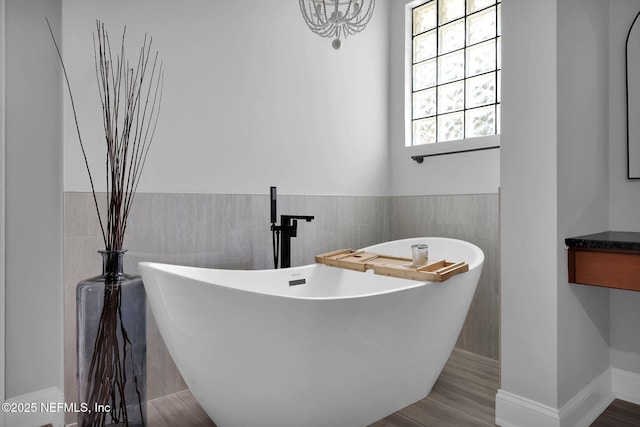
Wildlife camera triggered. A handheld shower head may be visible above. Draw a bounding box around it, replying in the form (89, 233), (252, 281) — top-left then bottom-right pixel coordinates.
(270, 186), (277, 224)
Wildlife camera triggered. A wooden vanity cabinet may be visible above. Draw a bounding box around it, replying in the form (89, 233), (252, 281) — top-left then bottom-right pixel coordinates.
(567, 246), (640, 292)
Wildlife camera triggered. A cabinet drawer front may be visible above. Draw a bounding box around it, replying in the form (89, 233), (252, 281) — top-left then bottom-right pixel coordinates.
(572, 250), (640, 291)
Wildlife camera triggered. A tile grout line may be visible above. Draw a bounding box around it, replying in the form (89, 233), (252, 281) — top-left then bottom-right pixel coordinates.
(428, 395), (497, 426)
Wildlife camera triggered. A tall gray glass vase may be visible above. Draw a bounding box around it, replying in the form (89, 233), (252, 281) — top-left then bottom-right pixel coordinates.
(77, 250), (146, 427)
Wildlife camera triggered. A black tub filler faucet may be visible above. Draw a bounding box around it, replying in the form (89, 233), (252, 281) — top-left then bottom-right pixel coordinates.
(270, 186), (315, 269)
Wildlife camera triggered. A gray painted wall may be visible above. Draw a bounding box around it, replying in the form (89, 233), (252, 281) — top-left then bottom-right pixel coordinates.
(61, 0), (391, 197)
(4, 0), (63, 398)
(557, 0), (611, 407)
(608, 0), (640, 380)
(500, 0), (560, 409)
(500, 0), (627, 417)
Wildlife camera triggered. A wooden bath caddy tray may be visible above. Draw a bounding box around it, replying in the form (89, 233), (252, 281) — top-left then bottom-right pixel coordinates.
(315, 249), (469, 282)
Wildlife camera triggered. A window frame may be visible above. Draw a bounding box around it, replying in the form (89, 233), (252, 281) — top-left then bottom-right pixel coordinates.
(404, 0), (501, 157)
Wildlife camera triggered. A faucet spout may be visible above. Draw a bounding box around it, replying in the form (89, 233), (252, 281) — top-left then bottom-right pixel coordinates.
(277, 215), (315, 268)
(281, 214), (315, 223)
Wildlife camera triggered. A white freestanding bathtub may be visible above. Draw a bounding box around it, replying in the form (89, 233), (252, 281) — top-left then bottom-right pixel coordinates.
(139, 237), (484, 427)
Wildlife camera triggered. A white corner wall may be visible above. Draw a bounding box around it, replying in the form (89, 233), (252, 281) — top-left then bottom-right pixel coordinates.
(500, 0), (637, 425)
(556, 0), (615, 420)
(557, 0), (611, 409)
(62, 0), (390, 197)
(4, 0), (64, 411)
(499, 0), (560, 412)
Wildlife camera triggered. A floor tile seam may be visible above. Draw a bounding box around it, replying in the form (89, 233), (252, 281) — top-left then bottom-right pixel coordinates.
(441, 365), (500, 383)
(399, 397), (495, 427)
(436, 374), (500, 393)
(450, 348), (500, 365)
(441, 364), (500, 379)
(427, 392), (497, 422)
(174, 392), (214, 425)
(443, 363), (499, 381)
(446, 356), (500, 372)
(393, 410), (427, 427)
(436, 372), (500, 392)
(445, 362), (500, 377)
(429, 387), (497, 410)
(429, 392), (495, 425)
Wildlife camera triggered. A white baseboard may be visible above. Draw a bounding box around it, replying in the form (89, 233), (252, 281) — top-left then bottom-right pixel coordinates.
(496, 368), (614, 427)
(612, 367), (640, 405)
(557, 368), (614, 427)
(495, 389), (561, 427)
(3, 387), (65, 427)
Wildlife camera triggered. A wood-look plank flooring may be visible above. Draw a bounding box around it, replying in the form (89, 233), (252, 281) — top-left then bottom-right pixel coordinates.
(146, 349), (640, 426)
(369, 349), (499, 427)
(591, 399), (640, 427)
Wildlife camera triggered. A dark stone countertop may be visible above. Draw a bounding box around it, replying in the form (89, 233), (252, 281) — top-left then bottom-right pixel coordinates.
(565, 231), (640, 252)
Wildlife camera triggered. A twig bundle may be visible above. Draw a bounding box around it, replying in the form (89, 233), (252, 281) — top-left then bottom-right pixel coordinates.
(48, 19), (164, 251)
(94, 21), (163, 251)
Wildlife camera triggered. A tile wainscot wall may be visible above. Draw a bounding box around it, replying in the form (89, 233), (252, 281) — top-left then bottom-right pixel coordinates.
(63, 192), (499, 423)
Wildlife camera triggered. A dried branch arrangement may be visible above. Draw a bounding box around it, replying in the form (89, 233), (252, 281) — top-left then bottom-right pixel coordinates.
(49, 19), (164, 251)
(48, 18), (163, 427)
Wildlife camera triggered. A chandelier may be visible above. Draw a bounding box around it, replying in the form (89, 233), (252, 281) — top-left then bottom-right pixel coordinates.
(299, 0), (376, 49)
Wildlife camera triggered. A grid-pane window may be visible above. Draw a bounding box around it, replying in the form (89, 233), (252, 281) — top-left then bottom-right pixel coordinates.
(409, 0), (501, 146)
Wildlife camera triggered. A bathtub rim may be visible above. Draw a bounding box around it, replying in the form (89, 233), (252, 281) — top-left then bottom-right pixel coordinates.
(139, 237), (484, 302)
